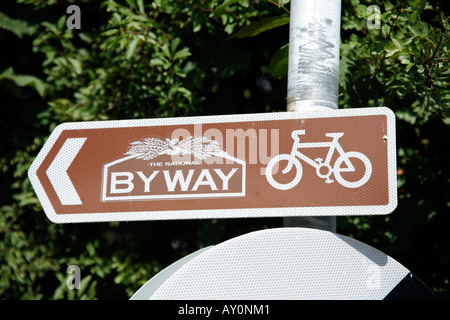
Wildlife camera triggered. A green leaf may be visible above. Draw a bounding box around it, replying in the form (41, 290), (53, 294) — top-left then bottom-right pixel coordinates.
(173, 48), (191, 61)
(161, 44), (171, 58)
(392, 37), (403, 50)
(410, 11), (419, 25)
(171, 37), (181, 54)
(137, 0), (145, 14)
(278, 0), (290, 6)
(405, 62), (415, 72)
(68, 58), (82, 75)
(213, 0), (242, 19)
(384, 43), (400, 57)
(101, 29), (119, 37)
(126, 38), (139, 59)
(0, 67), (46, 96)
(0, 12), (36, 38)
(149, 58), (165, 67)
(267, 44), (289, 78)
(124, 0), (137, 9)
(229, 15), (290, 39)
(407, 24), (421, 37)
(77, 275), (92, 297)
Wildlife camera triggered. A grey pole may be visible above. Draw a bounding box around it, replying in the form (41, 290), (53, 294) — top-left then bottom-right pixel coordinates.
(283, 0), (341, 232)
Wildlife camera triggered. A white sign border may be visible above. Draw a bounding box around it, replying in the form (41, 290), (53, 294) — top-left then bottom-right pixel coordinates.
(28, 107), (397, 223)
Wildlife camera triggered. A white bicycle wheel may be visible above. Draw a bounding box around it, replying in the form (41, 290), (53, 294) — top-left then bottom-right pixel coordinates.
(334, 151), (372, 188)
(265, 154), (303, 190)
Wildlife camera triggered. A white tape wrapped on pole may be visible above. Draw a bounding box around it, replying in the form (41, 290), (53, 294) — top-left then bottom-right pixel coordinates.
(287, 0), (341, 111)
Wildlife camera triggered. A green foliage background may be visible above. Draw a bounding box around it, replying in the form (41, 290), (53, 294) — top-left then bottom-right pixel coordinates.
(0, 0), (448, 299)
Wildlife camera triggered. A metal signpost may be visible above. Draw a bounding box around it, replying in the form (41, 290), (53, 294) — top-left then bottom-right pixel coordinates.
(285, 0), (343, 231)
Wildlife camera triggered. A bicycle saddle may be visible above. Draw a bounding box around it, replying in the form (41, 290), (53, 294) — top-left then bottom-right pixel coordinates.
(325, 132), (344, 138)
(291, 130), (305, 139)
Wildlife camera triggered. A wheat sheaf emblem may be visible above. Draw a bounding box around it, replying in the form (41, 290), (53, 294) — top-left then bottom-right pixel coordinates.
(124, 136), (227, 161)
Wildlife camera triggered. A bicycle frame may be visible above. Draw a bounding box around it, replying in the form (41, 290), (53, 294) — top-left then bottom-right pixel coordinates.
(284, 131), (354, 174)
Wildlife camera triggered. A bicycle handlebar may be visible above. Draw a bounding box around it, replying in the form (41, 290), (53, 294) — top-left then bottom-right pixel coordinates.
(291, 130), (305, 142)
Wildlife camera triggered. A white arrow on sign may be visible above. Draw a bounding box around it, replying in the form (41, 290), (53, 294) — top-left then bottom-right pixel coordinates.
(46, 137), (87, 205)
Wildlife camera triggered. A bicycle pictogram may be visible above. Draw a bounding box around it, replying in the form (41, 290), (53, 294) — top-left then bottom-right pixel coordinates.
(265, 130), (372, 190)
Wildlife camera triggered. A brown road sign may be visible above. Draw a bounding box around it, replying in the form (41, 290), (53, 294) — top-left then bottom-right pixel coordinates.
(28, 107), (397, 223)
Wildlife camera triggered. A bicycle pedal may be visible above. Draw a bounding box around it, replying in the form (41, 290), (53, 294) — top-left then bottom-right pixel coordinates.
(315, 158), (323, 164)
(325, 179), (334, 184)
